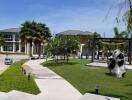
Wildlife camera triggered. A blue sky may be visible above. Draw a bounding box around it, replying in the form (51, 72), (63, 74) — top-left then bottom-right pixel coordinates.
(0, 0), (128, 37)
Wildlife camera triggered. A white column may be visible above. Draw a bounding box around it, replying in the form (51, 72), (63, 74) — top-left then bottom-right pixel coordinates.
(12, 34), (16, 53)
(19, 42), (21, 53)
(1, 45), (3, 52)
(13, 34), (15, 41)
(79, 44), (85, 58)
(27, 42), (30, 55)
(32, 42), (34, 56)
(13, 43), (15, 53)
(80, 44), (85, 54)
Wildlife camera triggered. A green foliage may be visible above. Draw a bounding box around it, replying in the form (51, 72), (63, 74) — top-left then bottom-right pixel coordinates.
(86, 32), (101, 51)
(113, 27), (129, 50)
(20, 20), (51, 57)
(114, 27), (120, 38)
(20, 20), (51, 41)
(45, 36), (79, 62)
(0, 60), (40, 94)
(114, 27), (129, 38)
(43, 59), (132, 100)
(122, 0), (132, 37)
(92, 32), (101, 39)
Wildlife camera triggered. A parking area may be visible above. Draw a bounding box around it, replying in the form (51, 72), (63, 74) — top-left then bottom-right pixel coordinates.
(0, 54), (29, 74)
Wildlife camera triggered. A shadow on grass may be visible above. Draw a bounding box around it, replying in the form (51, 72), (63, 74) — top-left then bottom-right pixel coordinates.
(105, 73), (113, 76)
(105, 73), (118, 78)
(43, 60), (79, 67)
(124, 83), (132, 86)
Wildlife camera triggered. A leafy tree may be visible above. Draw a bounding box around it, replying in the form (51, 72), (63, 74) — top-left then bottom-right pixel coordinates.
(79, 32), (101, 60)
(33, 23), (51, 58)
(20, 21), (51, 58)
(45, 36), (79, 63)
(20, 21), (37, 57)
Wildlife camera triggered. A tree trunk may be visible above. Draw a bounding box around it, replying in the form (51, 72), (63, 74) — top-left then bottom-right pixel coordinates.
(66, 54), (69, 63)
(29, 41), (33, 57)
(64, 54), (66, 60)
(102, 51), (105, 60)
(38, 43), (41, 59)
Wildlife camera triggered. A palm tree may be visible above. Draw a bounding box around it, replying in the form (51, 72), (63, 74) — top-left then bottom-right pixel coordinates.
(20, 21), (38, 57)
(113, 26), (129, 51)
(114, 27), (121, 38)
(20, 21), (51, 58)
(114, 27), (129, 38)
(34, 23), (51, 58)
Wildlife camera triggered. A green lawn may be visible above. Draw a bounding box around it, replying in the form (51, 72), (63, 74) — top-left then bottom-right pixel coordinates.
(42, 59), (132, 100)
(0, 59), (40, 95)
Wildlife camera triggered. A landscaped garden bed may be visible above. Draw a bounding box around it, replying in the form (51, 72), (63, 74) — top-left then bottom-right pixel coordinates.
(0, 59), (40, 95)
(42, 59), (132, 100)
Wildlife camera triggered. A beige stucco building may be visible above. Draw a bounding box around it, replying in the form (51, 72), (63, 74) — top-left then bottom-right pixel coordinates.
(0, 28), (44, 55)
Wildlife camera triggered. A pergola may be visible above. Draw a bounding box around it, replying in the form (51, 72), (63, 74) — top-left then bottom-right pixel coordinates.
(91, 38), (132, 65)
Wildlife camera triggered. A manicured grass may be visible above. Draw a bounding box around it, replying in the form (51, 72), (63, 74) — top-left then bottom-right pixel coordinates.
(42, 59), (132, 100)
(0, 59), (40, 94)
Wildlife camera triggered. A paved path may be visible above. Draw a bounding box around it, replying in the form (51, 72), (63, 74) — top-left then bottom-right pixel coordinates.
(24, 59), (82, 100)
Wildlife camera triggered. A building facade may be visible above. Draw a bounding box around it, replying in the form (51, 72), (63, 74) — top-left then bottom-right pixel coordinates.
(57, 30), (93, 58)
(0, 28), (44, 55)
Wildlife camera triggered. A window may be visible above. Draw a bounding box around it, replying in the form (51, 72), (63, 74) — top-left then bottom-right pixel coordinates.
(15, 33), (19, 41)
(3, 44), (13, 51)
(15, 43), (19, 51)
(4, 34), (13, 41)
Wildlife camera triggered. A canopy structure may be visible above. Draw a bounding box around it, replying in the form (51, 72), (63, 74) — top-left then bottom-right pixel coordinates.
(91, 38), (132, 65)
(101, 42), (126, 45)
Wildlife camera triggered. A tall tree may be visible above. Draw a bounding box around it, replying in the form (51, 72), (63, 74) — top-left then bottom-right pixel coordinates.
(20, 21), (37, 57)
(20, 21), (51, 58)
(45, 36), (79, 63)
(122, 0), (132, 37)
(34, 23), (51, 58)
(114, 27), (129, 38)
(113, 26), (128, 51)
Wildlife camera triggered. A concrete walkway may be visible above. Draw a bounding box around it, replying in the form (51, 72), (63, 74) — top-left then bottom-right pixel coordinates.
(24, 59), (82, 100)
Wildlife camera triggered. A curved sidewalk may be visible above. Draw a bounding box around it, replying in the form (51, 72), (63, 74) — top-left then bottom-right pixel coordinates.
(24, 59), (82, 100)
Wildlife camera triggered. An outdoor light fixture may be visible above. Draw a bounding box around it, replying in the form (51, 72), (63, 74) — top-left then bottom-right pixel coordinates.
(95, 84), (99, 94)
